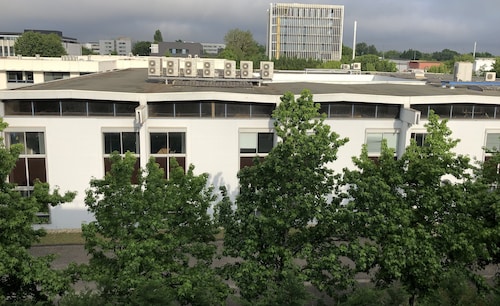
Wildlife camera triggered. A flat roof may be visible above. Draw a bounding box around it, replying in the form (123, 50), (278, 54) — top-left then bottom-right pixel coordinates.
(14, 68), (500, 98)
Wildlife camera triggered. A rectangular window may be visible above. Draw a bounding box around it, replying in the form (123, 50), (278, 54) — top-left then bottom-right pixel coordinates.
(410, 132), (427, 147)
(103, 131), (140, 183)
(366, 131), (399, 157)
(239, 131), (274, 168)
(485, 133), (500, 153)
(150, 131), (187, 178)
(5, 131), (48, 222)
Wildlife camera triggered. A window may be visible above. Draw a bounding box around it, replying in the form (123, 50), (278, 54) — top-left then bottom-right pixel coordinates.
(485, 133), (500, 152)
(6, 131), (48, 222)
(103, 132), (140, 183)
(410, 132), (427, 147)
(150, 131), (186, 178)
(239, 131), (274, 168)
(366, 131), (399, 157)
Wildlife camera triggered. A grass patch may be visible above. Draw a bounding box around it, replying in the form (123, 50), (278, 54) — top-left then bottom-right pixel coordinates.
(35, 231), (85, 245)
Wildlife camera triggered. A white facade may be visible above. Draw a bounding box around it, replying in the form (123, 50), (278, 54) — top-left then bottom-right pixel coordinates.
(267, 3), (344, 61)
(2, 62), (500, 230)
(473, 58), (496, 75)
(98, 38), (132, 55)
(0, 31), (81, 56)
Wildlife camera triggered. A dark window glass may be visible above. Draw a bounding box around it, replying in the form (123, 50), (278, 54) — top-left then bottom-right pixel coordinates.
(169, 132), (186, 153)
(411, 133), (426, 147)
(175, 102), (200, 117)
(201, 102), (213, 117)
(473, 104), (496, 119)
(33, 100), (60, 116)
(122, 132), (139, 153)
(154, 157), (186, 179)
(9, 158), (27, 186)
(150, 133), (168, 154)
(240, 156), (265, 169)
(353, 103), (376, 118)
(104, 133), (121, 154)
(62, 100), (87, 116)
(377, 104), (399, 118)
(214, 103), (226, 117)
(88, 101), (114, 116)
(149, 103), (174, 117)
(115, 102), (138, 116)
(104, 157), (140, 184)
(452, 104), (474, 119)
(227, 103), (250, 118)
(4, 100), (32, 115)
(319, 103), (329, 117)
(429, 104), (451, 119)
(252, 104), (275, 118)
(258, 133), (274, 153)
(26, 132), (45, 154)
(28, 158), (47, 185)
(330, 103), (353, 118)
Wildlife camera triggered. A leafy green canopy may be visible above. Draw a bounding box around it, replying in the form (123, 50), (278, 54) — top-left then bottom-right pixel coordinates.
(216, 90), (353, 304)
(14, 31), (67, 57)
(0, 118), (75, 303)
(340, 111), (488, 305)
(81, 154), (228, 305)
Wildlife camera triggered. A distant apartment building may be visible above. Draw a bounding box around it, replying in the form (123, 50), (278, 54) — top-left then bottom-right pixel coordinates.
(98, 37), (132, 55)
(201, 43), (226, 55)
(150, 42), (203, 58)
(267, 3), (344, 61)
(0, 29), (81, 56)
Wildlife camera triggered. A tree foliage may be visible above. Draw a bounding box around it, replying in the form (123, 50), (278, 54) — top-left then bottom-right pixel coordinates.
(153, 29), (163, 44)
(80, 154), (228, 305)
(0, 118), (75, 303)
(340, 111), (487, 305)
(216, 90), (351, 304)
(220, 28), (265, 63)
(14, 31), (67, 57)
(132, 41), (151, 56)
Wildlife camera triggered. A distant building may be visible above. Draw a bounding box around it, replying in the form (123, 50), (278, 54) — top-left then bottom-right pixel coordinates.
(98, 37), (132, 55)
(408, 60), (442, 71)
(0, 29), (81, 56)
(473, 58), (496, 75)
(201, 43), (225, 55)
(150, 42), (203, 58)
(267, 3), (344, 61)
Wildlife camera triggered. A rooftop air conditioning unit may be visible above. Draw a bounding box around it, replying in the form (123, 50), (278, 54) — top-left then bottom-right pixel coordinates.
(224, 60), (236, 78)
(164, 58), (179, 77)
(341, 64), (350, 70)
(485, 72), (496, 82)
(148, 57), (162, 77)
(260, 61), (274, 79)
(351, 62), (361, 70)
(202, 60), (215, 78)
(240, 61), (253, 79)
(184, 59), (197, 77)
(453, 62), (473, 82)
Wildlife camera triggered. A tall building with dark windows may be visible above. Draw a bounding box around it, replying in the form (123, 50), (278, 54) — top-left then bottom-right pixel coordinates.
(267, 3), (344, 61)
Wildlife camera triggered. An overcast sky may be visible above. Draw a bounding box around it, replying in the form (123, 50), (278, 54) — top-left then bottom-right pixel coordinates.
(2, 0), (499, 55)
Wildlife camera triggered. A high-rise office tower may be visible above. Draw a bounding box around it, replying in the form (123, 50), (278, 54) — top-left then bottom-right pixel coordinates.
(267, 3), (344, 61)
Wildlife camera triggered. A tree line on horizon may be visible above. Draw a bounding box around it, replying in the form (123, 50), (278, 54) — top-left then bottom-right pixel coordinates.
(2, 89), (500, 305)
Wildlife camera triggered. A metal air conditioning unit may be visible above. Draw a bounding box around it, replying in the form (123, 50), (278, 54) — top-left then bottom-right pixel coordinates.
(224, 60), (236, 78)
(164, 58), (179, 77)
(240, 61), (253, 78)
(202, 60), (215, 78)
(148, 57), (162, 76)
(183, 59), (197, 77)
(260, 61), (274, 79)
(351, 62), (361, 70)
(341, 64), (350, 70)
(485, 72), (496, 82)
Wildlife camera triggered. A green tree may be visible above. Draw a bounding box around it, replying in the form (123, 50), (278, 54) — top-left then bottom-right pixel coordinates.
(341, 111), (482, 305)
(14, 31), (67, 57)
(80, 153), (228, 305)
(432, 48), (460, 61)
(400, 49), (422, 60)
(216, 90), (350, 304)
(132, 41), (151, 56)
(355, 42), (378, 56)
(221, 28), (264, 62)
(493, 57), (500, 77)
(153, 29), (163, 43)
(342, 45), (353, 61)
(382, 50), (401, 60)
(0, 118), (75, 303)
(81, 46), (97, 55)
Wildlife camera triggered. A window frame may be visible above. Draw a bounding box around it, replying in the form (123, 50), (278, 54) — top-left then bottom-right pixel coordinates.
(365, 129), (400, 158)
(148, 129), (187, 179)
(239, 129), (275, 169)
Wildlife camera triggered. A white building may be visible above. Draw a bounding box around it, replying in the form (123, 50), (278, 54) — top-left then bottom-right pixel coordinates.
(267, 3), (344, 61)
(473, 58), (496, 75)
(98, 37), (132, 56)
(1, 56), (500, 230)
(0, 30), (81, 57)
(201, 43), (226, 55)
